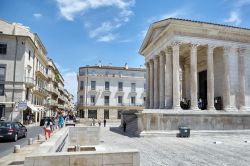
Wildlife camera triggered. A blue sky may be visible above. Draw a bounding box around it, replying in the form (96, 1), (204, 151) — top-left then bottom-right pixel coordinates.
(1, 0), (250, 100)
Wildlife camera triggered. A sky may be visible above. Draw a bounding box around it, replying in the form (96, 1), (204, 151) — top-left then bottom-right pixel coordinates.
(1, 0), (250, 101)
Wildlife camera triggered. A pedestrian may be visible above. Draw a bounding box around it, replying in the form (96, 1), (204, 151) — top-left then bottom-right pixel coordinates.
(44, 120), (52, 140)
(103, 119), (106, 127)
(92, 118), (95, 126)
(123, 121), (126, 132)
(98, 119), (101, 127)
(59, 115), (64, 128)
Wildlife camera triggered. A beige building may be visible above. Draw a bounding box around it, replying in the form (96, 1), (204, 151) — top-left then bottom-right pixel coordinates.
(77, 64), (146, 120)
(0, 19), (73, 122)
(141, 18), (250, 111)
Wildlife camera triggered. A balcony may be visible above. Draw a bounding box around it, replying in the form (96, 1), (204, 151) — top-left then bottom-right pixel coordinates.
(35, 67), (48, 80)
(25, 77), (35, 88)
(49, 99), (58, 107)
(47, 87), (59, 96)
(33, 86), (48, 97)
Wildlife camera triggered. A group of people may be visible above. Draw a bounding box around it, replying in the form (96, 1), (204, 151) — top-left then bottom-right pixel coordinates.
(43, 115), (65, 140)
(91, 118), (107, 127)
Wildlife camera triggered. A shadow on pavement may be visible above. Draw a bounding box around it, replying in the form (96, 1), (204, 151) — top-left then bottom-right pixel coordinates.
(109, 127), (138, 138)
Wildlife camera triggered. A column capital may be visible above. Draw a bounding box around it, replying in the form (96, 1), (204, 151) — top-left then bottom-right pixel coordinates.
(207, 44), (217, 50)
(223, 46), (231, 52)
(238, 47), (247, 55)
(190, 43), (199, 48)
(171, 41), (181, 47)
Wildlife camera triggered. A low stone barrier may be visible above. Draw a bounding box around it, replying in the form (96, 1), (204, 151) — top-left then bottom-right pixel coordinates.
(25, 150), (139, 166)
(24, 126), (140, 166)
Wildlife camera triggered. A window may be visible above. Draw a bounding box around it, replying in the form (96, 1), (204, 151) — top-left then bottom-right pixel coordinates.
(104, 96), (109, 105)
(80, 109), (85, 118)
(0, 105), (5, 119)
(79, 95), (83, 104)
(118, 96), (123, 105)
(0, 84), (4, 96)
(118, 82), (123, 91)
(104, 109), (109, 119)
(91, 95), (95, 105)
(28, 51), (31, 60)
(131, 96), (136, 105)
(0, 44), (7, 55)
(80, 81), (84, 90)
(0, 66), (6, 81)
(105, 81), (110, 90)
(131, 83), (136, 92)
(117, 110), (122, 119)
(88, 110), (97, 119)
(91, 81), (96, 90)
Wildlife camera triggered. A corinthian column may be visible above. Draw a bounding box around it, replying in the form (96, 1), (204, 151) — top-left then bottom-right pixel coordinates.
(172, 42), (181, 110)
(146, 62), (150, 109)
(238, 48), (250, 111)
(159, 52), (165, 109)
(190, 44), (199, 110)
(149, 60), (154, 109)
(165, 47), (173, 109)
(207, 45), (216, 110)
(154, 56), (159, 109)
(223, 46), (236, 111)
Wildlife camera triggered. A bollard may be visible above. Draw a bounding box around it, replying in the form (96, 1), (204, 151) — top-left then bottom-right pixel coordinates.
(14, 145), (21, 153)
(38, 134), (43, 140)
(28, 138), (33, 145)
(75, 145), (81, 152)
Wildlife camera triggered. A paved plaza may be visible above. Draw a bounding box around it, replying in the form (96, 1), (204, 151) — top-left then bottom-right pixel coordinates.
(100, 124), (250, 166)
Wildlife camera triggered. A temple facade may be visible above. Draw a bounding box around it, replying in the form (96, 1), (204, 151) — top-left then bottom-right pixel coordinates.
(140, 18), (250, 112)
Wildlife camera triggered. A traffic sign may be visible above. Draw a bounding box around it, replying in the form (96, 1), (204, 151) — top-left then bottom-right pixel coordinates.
(17, 101), (27, 110)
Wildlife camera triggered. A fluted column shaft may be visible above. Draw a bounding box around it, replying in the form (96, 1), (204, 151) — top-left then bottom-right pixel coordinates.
(165, 48), (173, 108)
(172, 43), (181, 109)
(238, 48), (249, 111)
(154, 56), (159, 108)
(159, 52), (165, 109)
(190, 44), (199, 110)
(207, 45), (215, 110)
(149, 61), (154, 108)
(146, 63), (150, 109)
(223, 46), (236, 111)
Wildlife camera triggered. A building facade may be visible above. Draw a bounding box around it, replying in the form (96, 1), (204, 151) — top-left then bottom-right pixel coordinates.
(0, 19), (73, 122)
(77, 65), (146, 120)
(140, 18), (250, 111)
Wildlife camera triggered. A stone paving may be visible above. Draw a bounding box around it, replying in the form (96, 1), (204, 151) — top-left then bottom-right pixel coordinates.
(100, 124), (250, 166)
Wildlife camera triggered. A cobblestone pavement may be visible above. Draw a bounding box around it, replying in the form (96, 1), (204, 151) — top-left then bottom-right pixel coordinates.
(99, 124), (250, 166)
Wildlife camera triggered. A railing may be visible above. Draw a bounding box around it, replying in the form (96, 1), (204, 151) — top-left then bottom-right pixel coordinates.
(34, 86), (48, 96)
(36, 67), (48, 79)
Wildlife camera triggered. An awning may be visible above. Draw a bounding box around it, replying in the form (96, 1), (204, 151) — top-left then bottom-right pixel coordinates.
(27, 102), (39, 113)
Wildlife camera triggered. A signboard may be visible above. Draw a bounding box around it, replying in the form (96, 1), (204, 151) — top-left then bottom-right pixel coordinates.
(17, 101), (27, 110)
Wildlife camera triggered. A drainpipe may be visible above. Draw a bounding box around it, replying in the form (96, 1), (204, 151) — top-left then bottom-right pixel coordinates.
(11, 36), (18, 121)
(85, 68), (88, 119)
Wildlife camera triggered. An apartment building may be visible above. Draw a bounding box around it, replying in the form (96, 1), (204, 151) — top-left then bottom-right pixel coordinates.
(0, 19), (73, 122)
(77, 64), (146, 120)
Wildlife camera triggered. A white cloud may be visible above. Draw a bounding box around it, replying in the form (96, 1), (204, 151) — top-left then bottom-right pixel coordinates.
(55, 0), (135, 42)
(97, 33), (117, 42)
(224, 0), (250, 25)
(224, 11), (242, 25)
(33, 13), (43, 19)
(56, 0), (134, 21)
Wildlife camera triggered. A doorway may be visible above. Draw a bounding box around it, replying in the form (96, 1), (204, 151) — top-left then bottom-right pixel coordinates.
(199, 70), (207, 109)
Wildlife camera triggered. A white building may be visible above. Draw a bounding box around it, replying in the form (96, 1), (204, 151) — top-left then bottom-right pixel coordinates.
(77, 64), (146, 120)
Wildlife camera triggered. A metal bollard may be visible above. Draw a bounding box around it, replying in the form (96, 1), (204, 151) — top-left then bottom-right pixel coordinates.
(38, 134), (42, 140)
(28, 138), (33, 145)
(14, 145), (21, 153)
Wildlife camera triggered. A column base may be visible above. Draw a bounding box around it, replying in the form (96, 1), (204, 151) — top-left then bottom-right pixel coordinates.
(239, 106), (250, 111)
(224, 106), (237, 112)
(159, 105), (165, 109)
(191, 106), (199, 111)
(207, 106), (216, 111)
(173, 105), (182, 111)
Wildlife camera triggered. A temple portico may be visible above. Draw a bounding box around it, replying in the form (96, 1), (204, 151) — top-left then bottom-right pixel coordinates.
(121, 18), (250, 134)
(144, 40), (250, 112)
